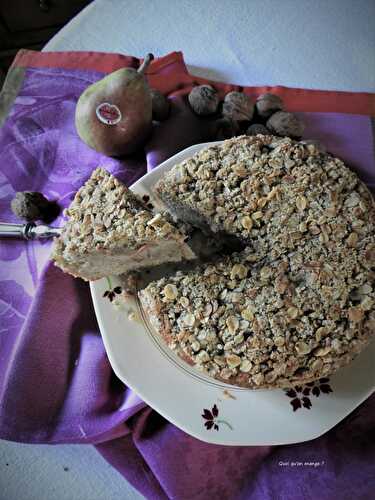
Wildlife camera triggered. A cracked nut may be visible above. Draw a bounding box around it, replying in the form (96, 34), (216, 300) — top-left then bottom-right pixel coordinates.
(266, 111), (304, 138)
(255, 93), (283, 118)
(11, 191), (52, 222)
(215, 117), (240, 140)
(188, 85), (219, 116)
(222, 91), (254, 122)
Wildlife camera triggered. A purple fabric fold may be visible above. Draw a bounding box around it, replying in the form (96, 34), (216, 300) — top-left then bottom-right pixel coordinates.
(1, 61), (375, 500)
(0, 66), (214, 447)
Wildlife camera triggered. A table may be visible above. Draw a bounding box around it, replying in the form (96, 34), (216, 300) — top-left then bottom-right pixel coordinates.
(1, 1), (374, 499)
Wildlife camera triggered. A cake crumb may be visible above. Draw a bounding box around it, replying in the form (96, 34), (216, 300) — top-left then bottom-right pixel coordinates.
(128, 309), (141, 323)
(223, 389), (236, 400)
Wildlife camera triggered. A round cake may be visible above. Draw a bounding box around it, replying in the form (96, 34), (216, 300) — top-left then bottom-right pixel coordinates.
(139, 135), (375, 389)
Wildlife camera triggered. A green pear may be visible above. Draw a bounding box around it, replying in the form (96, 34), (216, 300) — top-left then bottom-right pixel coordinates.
(75, 54), (154, 157)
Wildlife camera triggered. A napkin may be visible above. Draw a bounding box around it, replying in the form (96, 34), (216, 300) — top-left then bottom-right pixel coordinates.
(0, 49), (374, 500)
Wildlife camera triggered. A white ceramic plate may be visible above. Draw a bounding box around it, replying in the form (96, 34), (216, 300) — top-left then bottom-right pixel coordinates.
(90, 142), (375, 445)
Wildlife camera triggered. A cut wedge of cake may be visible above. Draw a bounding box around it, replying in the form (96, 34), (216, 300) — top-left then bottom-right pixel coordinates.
(52, 167), (195, 281)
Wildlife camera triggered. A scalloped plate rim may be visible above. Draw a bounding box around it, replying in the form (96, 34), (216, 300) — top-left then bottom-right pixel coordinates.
(90, 141), (375, 446)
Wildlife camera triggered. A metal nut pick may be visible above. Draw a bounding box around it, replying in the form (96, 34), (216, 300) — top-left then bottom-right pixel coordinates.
(0, 222), (61, 240)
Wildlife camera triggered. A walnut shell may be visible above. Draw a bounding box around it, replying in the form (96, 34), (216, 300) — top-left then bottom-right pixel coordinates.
(188, 85), (219, 116)
(266, 111), (304, 138)
(11, 191), (50, 221)
(222, 91), (254, 122)
(256, 93), (283, 118)
(215, 117), (240, 140)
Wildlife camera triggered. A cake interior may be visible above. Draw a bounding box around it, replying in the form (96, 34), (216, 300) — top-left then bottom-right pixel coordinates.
(52, 167), (197, 281)
(55, 237), (195, 281)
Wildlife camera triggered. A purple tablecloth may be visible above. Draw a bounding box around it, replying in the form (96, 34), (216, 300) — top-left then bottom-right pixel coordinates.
(0, 50), (374, 499)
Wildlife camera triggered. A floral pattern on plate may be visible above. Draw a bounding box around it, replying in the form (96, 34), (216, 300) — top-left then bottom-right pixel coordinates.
(285, 378), (333, 412)
(202, 404), (233, 431)
(103, 277), (123, 302)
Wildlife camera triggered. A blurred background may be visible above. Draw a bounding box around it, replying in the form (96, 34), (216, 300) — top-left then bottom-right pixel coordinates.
(0, 0), (92, 87)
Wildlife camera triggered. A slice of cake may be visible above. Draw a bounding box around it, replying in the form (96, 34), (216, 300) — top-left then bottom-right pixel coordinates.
(139, 239), (375, 389)
(52, 167), (195, 281)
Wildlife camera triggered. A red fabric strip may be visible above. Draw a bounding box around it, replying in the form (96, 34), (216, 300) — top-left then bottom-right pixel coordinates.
(11, 49), (185, 75)
(11, 49), (375, 116)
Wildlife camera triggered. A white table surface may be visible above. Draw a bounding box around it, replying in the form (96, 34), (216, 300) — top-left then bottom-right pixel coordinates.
(1, 1), (375, 499)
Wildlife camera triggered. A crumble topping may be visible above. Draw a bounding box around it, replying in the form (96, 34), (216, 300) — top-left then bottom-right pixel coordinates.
(141, 239), (375, 388)
(57, 167), (187, 256)
(142, 135), (375, 388)
(156, 135), (375, 263)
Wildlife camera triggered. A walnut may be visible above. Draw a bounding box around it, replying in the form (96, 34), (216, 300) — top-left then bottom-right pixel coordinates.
(215, 117), (240, 140)
(222, 91), (254, 122)
(188, 85), (219, 116)
(150, 89), (170, 121)
(246, 123), (270, 136)
(11, 191), (53, 222)
(266, 111), (304, 138)
(255, 93), (283, 118)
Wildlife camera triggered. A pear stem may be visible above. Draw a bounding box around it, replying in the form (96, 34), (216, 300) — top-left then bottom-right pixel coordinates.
(138, 53), (154, 75)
